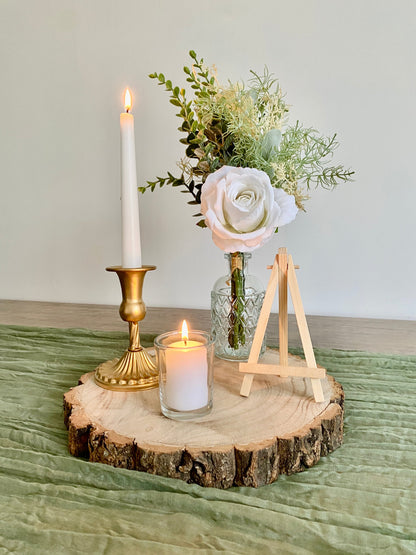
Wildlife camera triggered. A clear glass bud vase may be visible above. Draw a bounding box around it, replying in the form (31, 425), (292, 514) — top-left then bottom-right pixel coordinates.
(211, 252), (266, 361)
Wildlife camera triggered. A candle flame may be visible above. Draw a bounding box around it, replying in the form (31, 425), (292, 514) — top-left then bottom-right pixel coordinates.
(181, 320), (189, 345)
(124, 88), (132, 112)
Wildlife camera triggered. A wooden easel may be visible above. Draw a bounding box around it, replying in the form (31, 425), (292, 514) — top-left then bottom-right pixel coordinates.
(239, 247), (325, 403)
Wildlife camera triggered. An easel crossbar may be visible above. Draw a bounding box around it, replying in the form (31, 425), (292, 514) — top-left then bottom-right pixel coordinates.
(239, 363), (326, 379)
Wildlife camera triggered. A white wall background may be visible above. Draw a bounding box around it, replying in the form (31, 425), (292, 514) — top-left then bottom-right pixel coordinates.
(1, 0), (415, 319)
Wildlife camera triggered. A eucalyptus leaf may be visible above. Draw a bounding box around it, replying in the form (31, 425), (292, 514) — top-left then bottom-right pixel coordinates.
(261, 129), (282, 161)
(248, 89), (258, 103)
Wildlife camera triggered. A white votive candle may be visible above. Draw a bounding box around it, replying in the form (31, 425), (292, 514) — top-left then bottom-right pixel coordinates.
(155, 322), (214, 419)
(166, 337), (208, 411)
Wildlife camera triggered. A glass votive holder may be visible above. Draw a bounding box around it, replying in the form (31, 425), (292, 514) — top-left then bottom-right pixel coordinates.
(154, 330), (214, 421)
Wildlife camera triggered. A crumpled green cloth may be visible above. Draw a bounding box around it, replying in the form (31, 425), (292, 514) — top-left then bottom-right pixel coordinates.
(0, 324), (415, 554)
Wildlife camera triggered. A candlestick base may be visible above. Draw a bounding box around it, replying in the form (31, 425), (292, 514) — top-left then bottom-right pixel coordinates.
(94, 265), (158, 391)
(95, 347), (158, 391)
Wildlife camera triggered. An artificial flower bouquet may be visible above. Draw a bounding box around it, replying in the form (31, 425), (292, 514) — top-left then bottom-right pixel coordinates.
(143, 51), (353, 355)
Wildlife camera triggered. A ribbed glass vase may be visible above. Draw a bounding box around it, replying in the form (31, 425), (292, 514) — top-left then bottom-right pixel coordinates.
(211, 252), (266, 361)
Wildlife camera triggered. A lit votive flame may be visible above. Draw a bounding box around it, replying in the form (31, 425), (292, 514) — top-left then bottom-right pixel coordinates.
(181, 320), (188, 347)
(124, 88), (132, 113)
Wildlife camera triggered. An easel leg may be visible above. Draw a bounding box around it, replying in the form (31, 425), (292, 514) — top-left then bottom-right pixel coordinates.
(287, 256), (325, 402)
(278, 247), (288, 367)
(240, 374), (254, 397)
(240, 254), (280, 397)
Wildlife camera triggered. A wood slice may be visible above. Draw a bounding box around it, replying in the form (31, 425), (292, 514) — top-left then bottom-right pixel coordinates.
(64, 348), (344, 488)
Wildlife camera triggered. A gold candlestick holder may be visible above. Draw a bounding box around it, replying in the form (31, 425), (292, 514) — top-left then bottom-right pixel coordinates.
(94, 265), (158, 391)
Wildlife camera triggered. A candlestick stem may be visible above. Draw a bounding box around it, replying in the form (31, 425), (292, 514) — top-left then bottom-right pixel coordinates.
(95, 266), (158, 391)
(129, 321), (140, 350)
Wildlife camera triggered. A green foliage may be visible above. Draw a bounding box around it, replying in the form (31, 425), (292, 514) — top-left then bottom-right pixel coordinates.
(277, 122), (354, 191)
(145, 51), (354, 215)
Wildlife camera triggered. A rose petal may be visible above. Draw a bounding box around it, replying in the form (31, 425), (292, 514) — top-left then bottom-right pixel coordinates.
(273, 188), (298, 226)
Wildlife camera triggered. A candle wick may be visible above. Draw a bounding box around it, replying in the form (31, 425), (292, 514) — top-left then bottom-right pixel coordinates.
(184, 338), (187, 347)
(126, 108), (130, 113)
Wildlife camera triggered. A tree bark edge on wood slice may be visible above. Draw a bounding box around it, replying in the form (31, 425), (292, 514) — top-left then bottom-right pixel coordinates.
(63, 353), (344, 489)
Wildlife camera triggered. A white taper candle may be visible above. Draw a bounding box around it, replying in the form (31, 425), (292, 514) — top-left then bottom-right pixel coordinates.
(120, 88), (142, 268)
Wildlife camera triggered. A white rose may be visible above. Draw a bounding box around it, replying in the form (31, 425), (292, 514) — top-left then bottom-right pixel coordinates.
(200, 165), (298, 252)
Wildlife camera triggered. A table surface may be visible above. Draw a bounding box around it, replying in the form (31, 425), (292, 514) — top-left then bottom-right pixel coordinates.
(1, 305), (416, 552)
(0, 299), (415, 355)
(1, 322), (415, 553)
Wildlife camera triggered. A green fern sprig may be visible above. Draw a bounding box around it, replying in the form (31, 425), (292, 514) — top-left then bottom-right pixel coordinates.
(277, 122), (354, 192)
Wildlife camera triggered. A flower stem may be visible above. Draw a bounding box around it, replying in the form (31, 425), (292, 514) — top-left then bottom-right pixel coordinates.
(228, 252), (246, 349)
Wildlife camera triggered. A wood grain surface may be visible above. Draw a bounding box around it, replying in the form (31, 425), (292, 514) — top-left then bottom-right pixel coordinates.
(1, 299), (414, 355)
(64, 349), (344, 488)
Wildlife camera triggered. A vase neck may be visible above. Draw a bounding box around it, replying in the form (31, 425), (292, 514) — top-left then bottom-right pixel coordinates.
(225, 252), (250, 274)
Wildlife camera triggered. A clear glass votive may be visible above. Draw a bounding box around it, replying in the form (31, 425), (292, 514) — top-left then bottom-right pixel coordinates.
(154, 330), (214, 421)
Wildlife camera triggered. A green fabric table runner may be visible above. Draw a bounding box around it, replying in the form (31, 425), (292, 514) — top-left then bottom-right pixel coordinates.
(0, 324), (415, 554)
